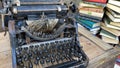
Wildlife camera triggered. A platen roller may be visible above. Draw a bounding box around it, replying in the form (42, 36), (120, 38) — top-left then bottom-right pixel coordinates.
(12, 0), (62, 6)
(12, 5), (68, 14)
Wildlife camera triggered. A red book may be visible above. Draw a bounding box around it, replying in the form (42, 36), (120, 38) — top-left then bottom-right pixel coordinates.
(85, 0), (107, 4)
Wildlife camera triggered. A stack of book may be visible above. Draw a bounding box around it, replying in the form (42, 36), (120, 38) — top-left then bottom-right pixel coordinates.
(77, 0), (107, 35)
(100, 0), (120, 44)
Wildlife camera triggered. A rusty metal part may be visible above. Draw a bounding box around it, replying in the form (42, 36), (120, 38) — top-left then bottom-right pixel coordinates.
(21, 23), (66, 41)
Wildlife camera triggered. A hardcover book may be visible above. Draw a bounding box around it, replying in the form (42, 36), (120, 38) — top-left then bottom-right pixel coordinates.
(85, 0), (108, 4)
(107, 7), (120, 18)
(77, 23), (99, 34)
(106, 11), (120, 22)
(100, 29), (118, 40)
(107, 3), (120, 14)
(79, 7), (104, 13)
(101, 23), (120, 36)
(101, 36), (119, 44)
(79, 13), (102, 21)
(78, 22), (100, 31)
(79, 1), (106, 8)
(108, 0), (120, 7)
(76, 15), (101, 23)
(78, 18), (100, 28)
(105, 14), (120, 27)
(79, 9), (104, 18)
(104, 17), (120, 30)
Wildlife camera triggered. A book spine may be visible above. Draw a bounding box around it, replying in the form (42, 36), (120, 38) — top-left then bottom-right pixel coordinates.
(79, 13), (102, 20)
(108, 0), (120, 7)
(82, 1), (106, 7)
(78, 21), (92, 30)
(79, 10), (104, 18)
(85, 0), (107, 4)
(79, 19), (95, 28)
(107, 4), (120, 14)
(79, 7), (104, 13)
(77, 15), (101, 23)
(78, 22), (100, 31)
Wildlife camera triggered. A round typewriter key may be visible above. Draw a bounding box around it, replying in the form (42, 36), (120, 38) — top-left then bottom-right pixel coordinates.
(40, 60), (44, 64)
(23, 66), (27, 68)
(51, 59), (55, 64)
(40, 44), (44, 47)
(34, 51), (37, 55)
(17, 58), (22, 64)
(24, 56), (28, 61)
(24, 47), (28, 50)
(42, 56), (45, 59)
(36, 56), (40, 60)
(34, 60), (39, 65)
(28, 53), (32, 57)
(18, 47), (22, 51)
(46, 59), (50, 63)
(55, 41), (58, 44)
(35, 45), (39, 48)
(30, 45), (34, 49)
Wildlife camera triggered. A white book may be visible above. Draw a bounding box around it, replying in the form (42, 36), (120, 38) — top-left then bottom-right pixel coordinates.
(106, 11), (120, 22)
(108, 0), (120, 7)
(104, 17), (120, 30)
(107, 3), (120, 14)
(107, 7), (120, 18)
(102, 36), (119, 44)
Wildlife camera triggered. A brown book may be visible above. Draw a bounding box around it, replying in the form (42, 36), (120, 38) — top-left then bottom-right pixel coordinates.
(79, 7), (104, 13)
(79, 7), (104, 18)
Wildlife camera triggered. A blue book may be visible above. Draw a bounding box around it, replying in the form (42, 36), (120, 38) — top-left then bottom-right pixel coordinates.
(77, 18), (101, 28)
(76, 15), (101, 23)
(78, 22), (100, 31)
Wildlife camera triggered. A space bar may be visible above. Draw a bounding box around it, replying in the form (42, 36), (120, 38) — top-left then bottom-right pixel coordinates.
(47, 60), (80, 68)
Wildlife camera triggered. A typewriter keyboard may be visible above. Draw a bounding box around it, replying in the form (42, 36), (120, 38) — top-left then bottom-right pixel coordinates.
(16, 38), (85, 68)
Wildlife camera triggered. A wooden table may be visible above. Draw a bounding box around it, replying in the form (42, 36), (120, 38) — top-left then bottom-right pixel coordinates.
(0, 32), (120, 68)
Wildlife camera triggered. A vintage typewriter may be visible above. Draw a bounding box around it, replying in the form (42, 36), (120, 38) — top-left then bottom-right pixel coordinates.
(0, 0), (89, 68)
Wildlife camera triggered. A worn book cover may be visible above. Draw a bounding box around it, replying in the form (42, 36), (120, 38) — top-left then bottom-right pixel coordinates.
(104, 17), (120, 30)
(105, 14), (120, 27)
(101, 23), (120, 36)
(102, 36), (119, 44)
(85, 0), (107, 3)
(78, 18), (100, 28)
(107, 7), (120, 18)
(107, 3), (120, 14)
(108, 0), (120, 7)
(106, 11), (120, 22)
(100, 29), (118, 40)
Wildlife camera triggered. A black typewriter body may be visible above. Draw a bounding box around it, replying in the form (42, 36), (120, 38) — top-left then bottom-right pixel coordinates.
(0, 0), (89, 68)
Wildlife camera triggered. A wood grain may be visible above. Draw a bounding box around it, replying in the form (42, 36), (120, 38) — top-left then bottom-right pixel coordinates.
(0, 50), (12, 68)
(88, 48), (120, 68)
(78, 24), (113, 51)
(0, 32), (11, 52)
(79, 36), (105, 60)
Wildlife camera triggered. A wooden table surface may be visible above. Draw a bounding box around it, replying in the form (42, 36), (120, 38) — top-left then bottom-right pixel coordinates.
(0, 32), (120, 68)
